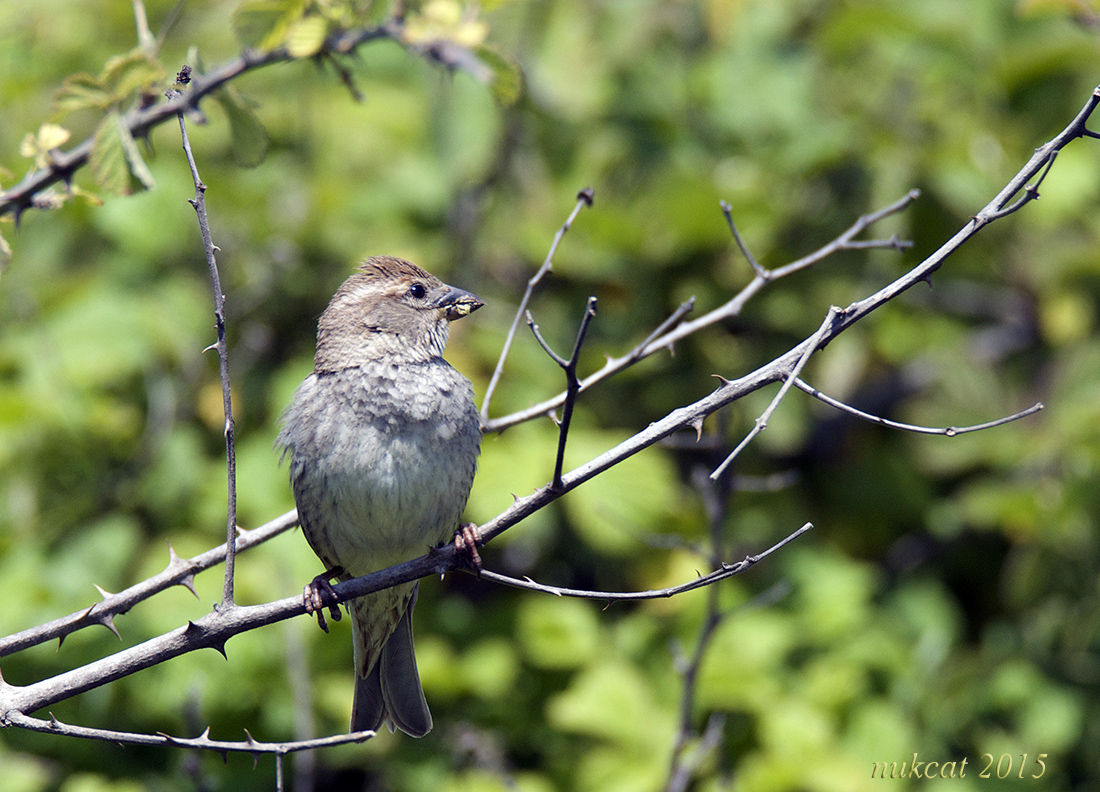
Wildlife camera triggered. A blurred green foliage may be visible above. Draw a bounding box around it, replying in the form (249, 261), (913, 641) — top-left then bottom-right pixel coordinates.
(2, 0), (1100, 790)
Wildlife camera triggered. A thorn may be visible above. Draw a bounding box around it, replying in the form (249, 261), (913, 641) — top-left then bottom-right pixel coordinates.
(202, 343), (217, 353)
(690, 417), (705, 441)
(184, 620), (202, 637)
(243, 728), (260, 747)
(94, 584), (114, 600)
(210, 639), (228, 660)
(98, 614), (121, 640)
(166, 540), (183, 567)
(49, 712), (61, 728)
(711, 374), (731, 386)
(200, 726), (212, 741)
(57, 635), (65, 650)
(178, 573), (199, 599)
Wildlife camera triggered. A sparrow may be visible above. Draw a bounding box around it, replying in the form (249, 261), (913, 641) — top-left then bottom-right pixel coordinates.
(277, 256), (483, 737)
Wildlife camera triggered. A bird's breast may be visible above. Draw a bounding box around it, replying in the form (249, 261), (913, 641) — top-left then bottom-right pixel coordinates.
(281, 360), (480, 576)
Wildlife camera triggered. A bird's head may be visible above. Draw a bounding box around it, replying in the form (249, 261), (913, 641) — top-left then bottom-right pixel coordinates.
(314, 256), (483, 372)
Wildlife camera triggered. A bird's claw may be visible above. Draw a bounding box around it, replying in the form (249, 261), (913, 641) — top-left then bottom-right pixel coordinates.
(304, 568), (344, 633)
(453, 522), (483, 574)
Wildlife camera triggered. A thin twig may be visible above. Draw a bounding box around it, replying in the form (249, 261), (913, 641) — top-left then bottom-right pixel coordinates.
(721, 202), (767, 278)
(527, 296), (599, 489)
(795, 379), (1044, 435)
(711, 306), (842, 480)
(766, 189), (918, 279)
(474, 522), (813, 601)
(172, 79), (237, 609)
(480, 188), (594, 423)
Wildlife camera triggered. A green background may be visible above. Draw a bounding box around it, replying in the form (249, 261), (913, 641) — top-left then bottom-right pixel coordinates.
(1, 1), (1099, 790)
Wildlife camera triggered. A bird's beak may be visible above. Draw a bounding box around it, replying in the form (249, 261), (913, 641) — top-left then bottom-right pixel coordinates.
(435, 286), (484, 321)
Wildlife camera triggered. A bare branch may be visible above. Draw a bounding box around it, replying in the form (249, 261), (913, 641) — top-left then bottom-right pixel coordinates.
(795, 379), (1044, 435)
(483, 190), (918, 434)
(474, 522), (813, 601)
(480, 188), (594, 423)
(2, 711), (373, 755)
(172, 81), (238, 610)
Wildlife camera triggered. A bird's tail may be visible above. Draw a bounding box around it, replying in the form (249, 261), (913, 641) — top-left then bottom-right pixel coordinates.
(349, 583), (432, 737)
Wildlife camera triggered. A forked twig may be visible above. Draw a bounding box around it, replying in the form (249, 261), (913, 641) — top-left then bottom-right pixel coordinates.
(480, 188), (594, 423)
(710, 306), (842, 480)
(527, 296), (599, 489)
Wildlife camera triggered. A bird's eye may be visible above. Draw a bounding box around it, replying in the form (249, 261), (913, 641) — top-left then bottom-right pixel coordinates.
(408, 283), (427, 300)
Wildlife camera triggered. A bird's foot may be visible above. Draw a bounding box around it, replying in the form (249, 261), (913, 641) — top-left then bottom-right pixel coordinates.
(304, 567), (344, 633)
(453, 523), (483, 574)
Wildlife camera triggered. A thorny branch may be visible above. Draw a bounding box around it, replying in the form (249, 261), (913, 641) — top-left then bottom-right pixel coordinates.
(0, 511), (298, 657)
(172, 72), (239, 610)
(4, 710), (373, 756)
(3, 82), (1098, 759)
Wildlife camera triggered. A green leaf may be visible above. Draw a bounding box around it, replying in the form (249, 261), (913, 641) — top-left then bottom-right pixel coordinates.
(214, 91), (270, 168)
(233, 0), (306, 51)
(475, 46), (523, 106)
(285, 14), (330, 58)
(89, 111), (156, 195)
(100, 49), (166, 101)
(54, 73), (113, 113)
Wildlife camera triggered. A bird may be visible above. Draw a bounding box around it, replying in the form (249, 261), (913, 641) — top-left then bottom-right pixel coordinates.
(277, 255), (483, 737)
